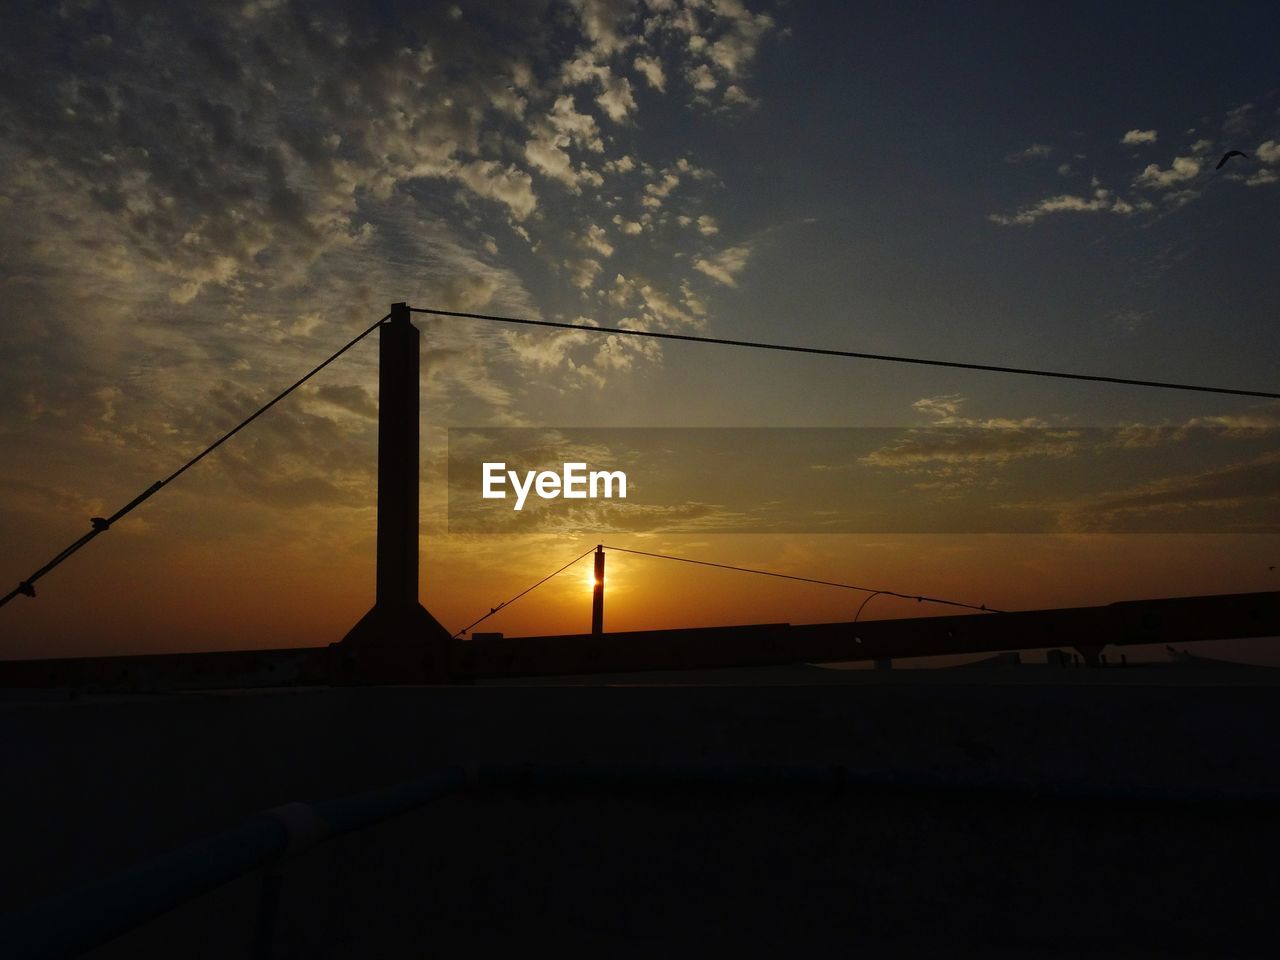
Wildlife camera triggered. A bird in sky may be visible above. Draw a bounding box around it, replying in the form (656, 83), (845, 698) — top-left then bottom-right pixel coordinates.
(1216, 150), (1249, 169)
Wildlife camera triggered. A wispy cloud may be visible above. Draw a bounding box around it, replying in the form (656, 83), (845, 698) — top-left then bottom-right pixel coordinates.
(1005, 143), (1052, 163)
(1135, 155), (1201, 189)
(863, 396), (1073, 468)
(989, 187), (1142, 226)
(993, 99), (1280, 228)
(1121, 128), (1158, 145)
(0, 0), (786, 561)
(1058, 452), (1280, 532)
(1223, 102), (1254, 136)
(693, 244), (753, 286)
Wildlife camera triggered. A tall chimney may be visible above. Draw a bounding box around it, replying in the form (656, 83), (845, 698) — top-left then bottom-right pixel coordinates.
(335, 303), (454, 683)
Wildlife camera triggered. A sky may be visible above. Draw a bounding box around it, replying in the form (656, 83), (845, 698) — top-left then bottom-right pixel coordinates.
(1, 0), (1278, 662)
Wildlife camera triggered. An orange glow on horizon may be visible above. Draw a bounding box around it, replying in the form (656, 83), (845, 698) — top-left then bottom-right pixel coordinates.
(3, 524), (1278, 664)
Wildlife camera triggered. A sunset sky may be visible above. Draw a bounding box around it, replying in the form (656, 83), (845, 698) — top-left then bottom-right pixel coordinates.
(1, 1), (1278, 661)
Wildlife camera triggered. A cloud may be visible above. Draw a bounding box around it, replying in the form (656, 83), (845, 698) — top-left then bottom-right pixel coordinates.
(522, 95), (611, 191)
(721, 84), (759, 109)
(1112, 404), (1280, 447)
(503, 324), (596, 372)
(994, 103), (1278, 229)
(1004, 143), (1052, 163)
(0, 2), (568, 314)
(427, 272), (507, 311)
(1256, 140), (1280, 164)
(1223, 102), (1254, 136)
(565, 257), (602, 290)
(633, 54), (667, 92)
(687, 63), (718, 92)
(861, 429), (1082, 469)
(1185, 406), (1280, 436)
(864, 396), (1070, 470)
(637, 0), (773, 109)
(499, 301), (671, 387)
(988, 187), (1140, 226)
(705, 1), (775, 77)
(912, 395), (965, 423)
(547, 95), (605, 152)
(637, 281), (702, 329)
(165, 379), (378, 510)
(307, 384), (378, 420)
(679, 280), (708, 318)
(1066, 452), (1280, 526)
(693, 244), (752, 286)
(524, 129), (603, 192)
(582, 223), (615, 257)
(0, 0), (772, 547)
(1134, 156), (1201, 189)
(451, 160), (538, 219)
(612, 214), (644, 235)
(561, 55), (638, 122)
(645, 170), (682, 203)
(570, 0), (639, 57)
(596, 72), (638, 122)
(601, 273), (703, 332)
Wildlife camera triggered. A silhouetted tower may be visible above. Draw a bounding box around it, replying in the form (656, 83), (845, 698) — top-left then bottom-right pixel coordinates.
(591, 544), (605, 636)
(334, 302), (453, 682)
(376, 302), (420, 610)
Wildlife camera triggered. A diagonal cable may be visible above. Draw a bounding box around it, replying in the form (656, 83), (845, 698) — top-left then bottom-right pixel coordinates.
(601, 544), (999, 615)
(1, 315), (388, 610)
(453, 546), (598, 638)
(409, 305), (1279, 400)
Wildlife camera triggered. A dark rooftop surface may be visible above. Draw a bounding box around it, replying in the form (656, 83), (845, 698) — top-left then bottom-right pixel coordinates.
(4, 667), (1279, 957)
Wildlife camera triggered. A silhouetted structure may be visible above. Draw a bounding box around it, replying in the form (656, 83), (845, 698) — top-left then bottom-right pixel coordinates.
(332, 303), (452, 683)
(591, 545), (604, 636)
(466, 591), (1280, 679)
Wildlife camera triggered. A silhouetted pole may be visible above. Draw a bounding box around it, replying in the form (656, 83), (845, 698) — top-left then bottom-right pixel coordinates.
(377, 302), (419, 610)
(591, 545), (604, 636)
(336, 302), (453, 683)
